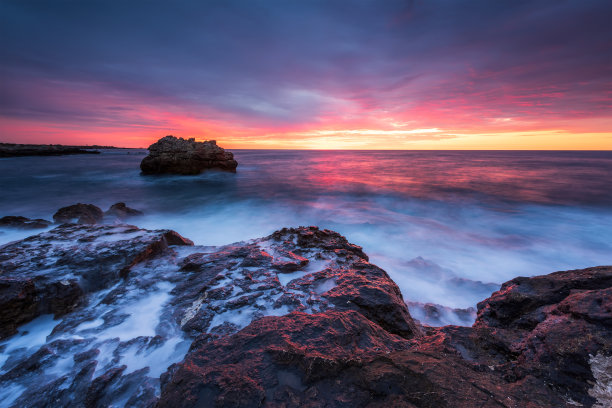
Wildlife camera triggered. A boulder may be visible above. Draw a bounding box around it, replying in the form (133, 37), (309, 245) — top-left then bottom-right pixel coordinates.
(158, 310), (409, 408)
(140, 136), (238, 175)
(0, 216), (52, 230)
(53, 203), (104, 224)
(105, 202), (144, 220)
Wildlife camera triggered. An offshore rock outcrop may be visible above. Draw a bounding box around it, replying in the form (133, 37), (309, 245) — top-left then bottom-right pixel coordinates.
(53, 203), (104, 225)
(140, 136), (238, 175)
(0, 224), (609, 407)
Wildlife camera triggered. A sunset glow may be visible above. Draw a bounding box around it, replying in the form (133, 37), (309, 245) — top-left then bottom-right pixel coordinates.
(1, 0), (610, 149)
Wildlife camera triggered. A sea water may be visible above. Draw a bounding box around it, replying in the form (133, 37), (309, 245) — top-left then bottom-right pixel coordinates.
(1, 149), (611, 310)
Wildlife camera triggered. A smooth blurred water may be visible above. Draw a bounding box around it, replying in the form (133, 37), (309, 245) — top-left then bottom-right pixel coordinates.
(1, 149), (611, 309)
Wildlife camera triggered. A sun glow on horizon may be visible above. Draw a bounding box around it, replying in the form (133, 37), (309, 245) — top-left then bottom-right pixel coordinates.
(1, 1), (610, 151)
(2, 114), (611, 150)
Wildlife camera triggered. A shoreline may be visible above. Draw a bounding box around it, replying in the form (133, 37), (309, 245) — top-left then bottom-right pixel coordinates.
(0, 221), (609, 407)
(0, 143), (139, 158)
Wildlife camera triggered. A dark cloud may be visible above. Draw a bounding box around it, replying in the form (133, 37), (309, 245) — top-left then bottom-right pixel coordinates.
(0, 0), (610, 129)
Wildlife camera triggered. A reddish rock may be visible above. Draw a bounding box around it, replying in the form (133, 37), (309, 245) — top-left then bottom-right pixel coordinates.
(140, 135), (238, 175)
(168, 226), (419, 339)
(0, 223), (610, 408)
(158, 310), (408, 408)
(158, 265), (612, 408)
(475, 266), (612, 330)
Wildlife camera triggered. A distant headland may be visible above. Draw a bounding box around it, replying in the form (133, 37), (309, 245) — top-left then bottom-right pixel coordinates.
(0, 143), (128, 157)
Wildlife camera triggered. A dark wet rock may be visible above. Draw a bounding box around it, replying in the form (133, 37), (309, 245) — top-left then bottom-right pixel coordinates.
(1, 338), (85, 382)
(84, 365), (127, 407)
(140, 135), (238, 175)
(158, 265), (612, 408)
(476, 266), (612, 330)
(470, 266), (612, 406)
(0, 276), (83, 340)
(105, 202), (144, 220)
(1, 224), (610, 408)
(0, 278), (37, 339)
(53, 203), (104, 225)
(0, 225), (418, 407)
(0, 216), (52, 230)
(168, 226), (419, 340)
(157, 310), (408, 408)
(0, 224), (192, 339)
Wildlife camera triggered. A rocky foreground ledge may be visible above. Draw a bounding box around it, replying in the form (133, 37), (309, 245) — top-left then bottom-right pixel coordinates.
(0, 225), (609, 407)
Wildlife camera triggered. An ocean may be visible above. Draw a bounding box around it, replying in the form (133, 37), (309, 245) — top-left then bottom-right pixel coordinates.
(1, 149), (611, 323)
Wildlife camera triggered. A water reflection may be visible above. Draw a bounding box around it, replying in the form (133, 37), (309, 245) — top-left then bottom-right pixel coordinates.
(0, 149), (610, 319)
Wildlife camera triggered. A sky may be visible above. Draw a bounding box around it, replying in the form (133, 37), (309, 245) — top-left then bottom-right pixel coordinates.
(0, 0), (610, 149)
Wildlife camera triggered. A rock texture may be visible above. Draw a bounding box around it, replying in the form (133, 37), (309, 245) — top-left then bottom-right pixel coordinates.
(0, 224), (193, 339)
(159, 265), (612, 408)
(0, 216), (51, 230)
(53, 203), (104, 224)
(0, 224), (610, 408)
(140, 136), (238, 175)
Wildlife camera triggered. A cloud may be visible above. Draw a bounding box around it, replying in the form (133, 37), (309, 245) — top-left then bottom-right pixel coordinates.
(0, 0), (610, 147)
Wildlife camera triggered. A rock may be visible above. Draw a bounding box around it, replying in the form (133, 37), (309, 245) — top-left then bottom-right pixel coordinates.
(475, 266), (612, 330)
(0, 224), (193, 339)
(105, 202), (144, 220)
(472, 266), (612, 406)
(0, 216), (52, 230)
(140, 135), (238, 175)
(170, 226), (419, 339)
(0, 223), (610, 408)
(0, 278), (39, 339)
(0, 225), (416, 407)
(53, 203), (104, 224)
(159, 265), (612, 408)
(157, 310), (408, 408)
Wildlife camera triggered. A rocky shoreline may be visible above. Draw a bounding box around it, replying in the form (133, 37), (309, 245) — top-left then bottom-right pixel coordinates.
(0, 215), (609, 407)
(0, 143), (104, 157)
